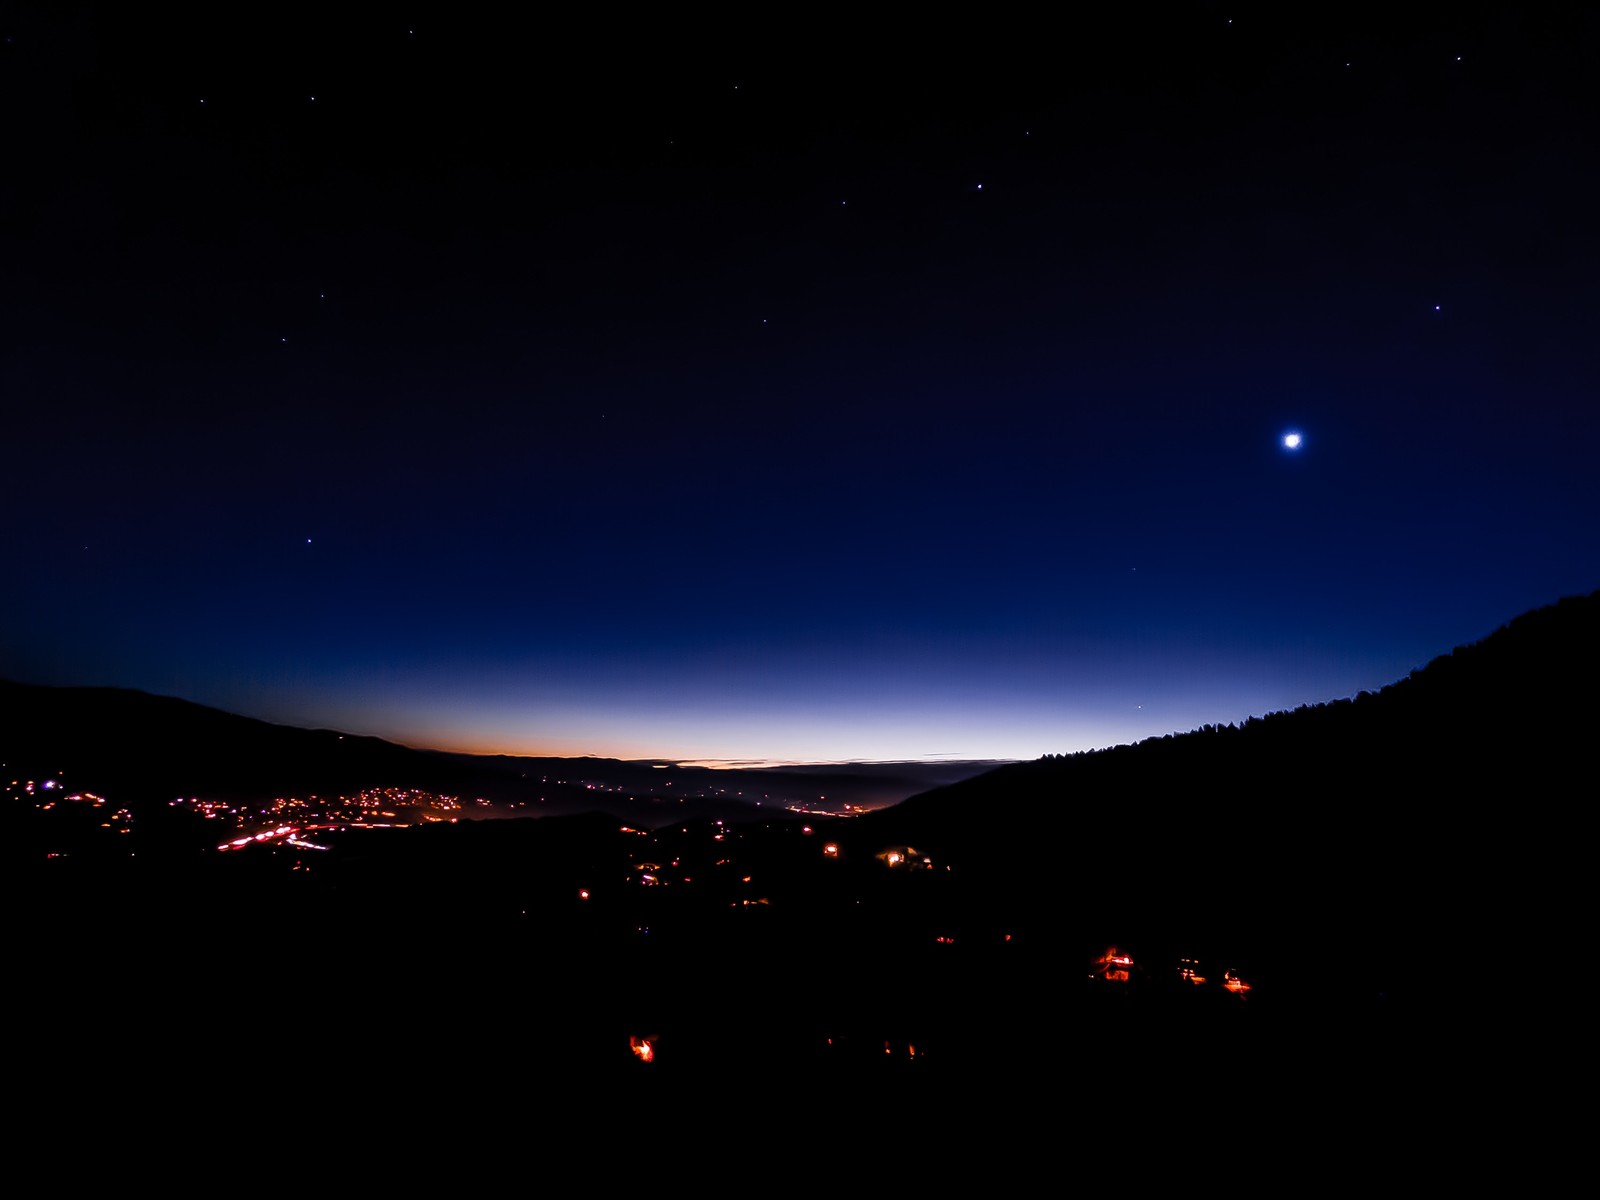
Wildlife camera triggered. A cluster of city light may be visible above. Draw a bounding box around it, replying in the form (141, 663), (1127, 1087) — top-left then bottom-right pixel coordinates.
(170, 796), (237, 820)
(786, 801), (866, 817)
(10, 773), (135, 836)
(11, 777), (107, 806)
(1091, 948), (1251, 996)
(218, 825), (298, 851)
(173, 785), (465, 843)
(11, 761), (1268, 1074)
(10, 777), (64, 796)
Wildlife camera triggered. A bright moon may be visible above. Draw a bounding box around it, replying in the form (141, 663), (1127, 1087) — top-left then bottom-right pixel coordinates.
(1283, 432), (1303, 450)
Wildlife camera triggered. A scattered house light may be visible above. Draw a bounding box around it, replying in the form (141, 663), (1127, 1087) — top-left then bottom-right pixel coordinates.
(1094, 947), (1134, 982)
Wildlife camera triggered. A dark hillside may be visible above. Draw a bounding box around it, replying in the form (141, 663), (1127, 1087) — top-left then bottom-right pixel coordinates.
(856, 589), (1598, 1009)
(11, 592), (1593, 1105)
(2, 681), (482, 803)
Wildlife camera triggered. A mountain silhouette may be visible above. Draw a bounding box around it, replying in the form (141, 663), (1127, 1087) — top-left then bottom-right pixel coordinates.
(8, 590), (1593, 1109)
(0, 679), (998, 826)
(852, 588), (1598, 1015)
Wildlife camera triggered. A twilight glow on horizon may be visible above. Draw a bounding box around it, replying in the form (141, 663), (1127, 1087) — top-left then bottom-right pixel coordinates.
(3, 10), (1596, 763)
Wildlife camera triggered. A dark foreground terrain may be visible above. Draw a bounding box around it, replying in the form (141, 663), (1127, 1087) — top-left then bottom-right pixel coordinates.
(12, 592), (1594, 1155)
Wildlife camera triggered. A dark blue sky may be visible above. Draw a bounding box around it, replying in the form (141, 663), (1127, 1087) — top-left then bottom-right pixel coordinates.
(4, 5), (1597, 762)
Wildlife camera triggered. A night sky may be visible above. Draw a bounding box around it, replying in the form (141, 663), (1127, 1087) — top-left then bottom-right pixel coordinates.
(4, 6), (1597, 764)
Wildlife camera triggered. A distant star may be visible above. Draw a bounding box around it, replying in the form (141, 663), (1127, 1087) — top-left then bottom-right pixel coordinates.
(1283, 432), (1303, 450)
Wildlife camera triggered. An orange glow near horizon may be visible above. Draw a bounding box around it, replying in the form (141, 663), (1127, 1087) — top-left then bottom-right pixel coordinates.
(364, 724), (934, 768)
(276, 720), (1003, 770)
